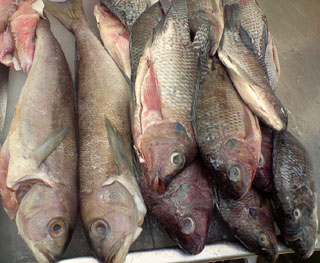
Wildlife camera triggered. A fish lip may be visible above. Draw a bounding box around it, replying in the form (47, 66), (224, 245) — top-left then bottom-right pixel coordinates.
(34, 243), (56, 263)
(103, 238), (125, 263)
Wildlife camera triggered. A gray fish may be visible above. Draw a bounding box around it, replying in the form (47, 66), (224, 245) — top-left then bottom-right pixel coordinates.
(271, 131), (318, 259)
(0, 17), (77, 263)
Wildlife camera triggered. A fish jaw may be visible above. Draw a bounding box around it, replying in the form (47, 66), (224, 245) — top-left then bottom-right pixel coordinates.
(15, 184), (76, 262)
(94, 3), (131, 78)
(138, 122), (197, 192)
(10, 2), (40, 73)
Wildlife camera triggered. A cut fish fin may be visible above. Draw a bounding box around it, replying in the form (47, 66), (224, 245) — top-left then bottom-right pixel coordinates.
(8, 103), (21, 136)
(144, 58), (162, 114)
(260, 23), (268, 58)
(239, 25), (254, 52)
(224, 3), (240, 30)
(105, 117), (132, 175)
(27, 125), (70, 167)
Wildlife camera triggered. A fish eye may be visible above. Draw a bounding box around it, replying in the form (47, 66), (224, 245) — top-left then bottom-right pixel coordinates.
(90, 219), (110, 240)
(170, 152), (185, 168)
(258, 154), (265, 168)
(180, 217), (195, 235)
(227, 166), (242, 181)
(293, 208), (301, 220)
(259, 233), (269, 245)
(48, 219), (66, 238)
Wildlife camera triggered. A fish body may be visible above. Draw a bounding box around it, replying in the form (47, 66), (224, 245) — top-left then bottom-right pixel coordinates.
(0, 18), (77, 263)
(253, 124), (273, 192)
(194, 56), (261, 199)
(94, 3), (131, 78)
(132, 0), (198, 192)
(218, 2), (287, 131)
(187, 0), (224, 56)
(271, 131), (318, 258)
(46, 0), (147, 262)
(0, 26), (15, 67)
(0, 0), (17, 32)
(139, 159), (214, 255)
(217, 187), (278, 262)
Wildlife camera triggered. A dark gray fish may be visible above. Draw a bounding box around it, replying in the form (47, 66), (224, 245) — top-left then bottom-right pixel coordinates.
(217, 187), (278, 262)
(271, 131), (318, 259)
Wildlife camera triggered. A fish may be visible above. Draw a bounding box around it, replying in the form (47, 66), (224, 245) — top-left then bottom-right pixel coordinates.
(0, 26), (15, 67)
(193, 55), (261, 200)
(252, 124), (273, 192)
(0, 0), (17, 32)
(271, 131), (318, 259)
(237, 0), (280, 91)
(138, 158), (214, 255)
(0, 17), (77, 263)
(216, 187), (279, 262)
(187, 0), (224, 56)
(130, 1), (163, 86)
(131, 0), (198, 192)
(94, 3), (131, 78)
(10, 2), (40, 72)
(101, 0), (150, 28)
(45, 0), (147, 262)
(218, 1), (287, 132)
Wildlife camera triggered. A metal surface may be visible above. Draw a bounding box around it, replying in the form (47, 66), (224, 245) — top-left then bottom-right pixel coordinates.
(0, 0), (319, 262)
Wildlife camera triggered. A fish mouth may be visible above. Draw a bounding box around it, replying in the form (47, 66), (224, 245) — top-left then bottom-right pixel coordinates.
(103, 238), (125, 263)
(34, 243), (56, 263)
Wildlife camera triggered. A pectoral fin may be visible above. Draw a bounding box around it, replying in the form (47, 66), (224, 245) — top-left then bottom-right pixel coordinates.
(27, 125), (70, 167)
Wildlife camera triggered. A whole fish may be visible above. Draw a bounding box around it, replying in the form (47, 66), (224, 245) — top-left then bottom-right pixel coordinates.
(0, 17), (77, 263)
(271, 131), (318, 258)
(218, 1), (287, 132)
(94, 3), (131, 78)
(131, 0), (198, 192)
(253, 124), (273, 192)
(101, 0), (150, 28)
(130, 1), (163, 85)
(45, 0), (147, 262)
(139, 159), (214, 254)
(193, 55), (261, 199)
(187, 0), (224, 56)
(217, 187), (278, 262)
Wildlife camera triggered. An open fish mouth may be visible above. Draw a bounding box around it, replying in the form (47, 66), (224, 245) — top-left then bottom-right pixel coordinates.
(103, 238), (125, 263)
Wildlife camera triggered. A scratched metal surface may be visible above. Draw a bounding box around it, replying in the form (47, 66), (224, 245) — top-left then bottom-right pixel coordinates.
(0, 0), (319, 262)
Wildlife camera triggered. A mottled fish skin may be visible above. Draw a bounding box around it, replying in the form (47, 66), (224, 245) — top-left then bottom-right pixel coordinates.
(45, 0), (146, 262)
(271, 131), (318, 259)
(194, 56), (261, 200)
(132, 0), (198, 192)
(238, 0), (280, 91)
(253, 124), (273, 192)
(217, 187), (279, 262)
(187, 0), (224, 56)
(138, 159), (214, 255)
(101, 0), (150, 28)
(130, 1), (163, 87)
(94, 3), (131, 79)
(218, 2), (287, 132)
(0, 18), (77, 263)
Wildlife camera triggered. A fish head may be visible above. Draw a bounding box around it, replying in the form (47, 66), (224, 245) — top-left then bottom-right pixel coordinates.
(245, 207), (279, 262)
(82, 181), (142, 263)
(140, 122), (196, 192)
(221, 138), (259, 199)
(151, 160), (214, 255)
(15, 184), (76, 263)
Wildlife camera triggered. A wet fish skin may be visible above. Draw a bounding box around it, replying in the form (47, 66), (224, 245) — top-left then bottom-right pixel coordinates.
(94, 3), (131, 78)
(132, 0), (198, 192)
(271, 131), (318, 259)
(218, 2), (287, 132)
(253, 124), (273, 192)
(0, 17), (77, 263)
(45, 0), (146, 262)
(194, 56), (261, 200)
(217, 187), (279, 262)
(138, 159), (214, 255)
(187, 0), (224, 56)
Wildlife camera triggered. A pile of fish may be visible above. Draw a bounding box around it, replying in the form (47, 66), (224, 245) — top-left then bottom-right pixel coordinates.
(0, 0), (318, 262)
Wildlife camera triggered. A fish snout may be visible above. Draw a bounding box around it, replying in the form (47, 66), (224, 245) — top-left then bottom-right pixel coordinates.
(103, 238), (125, 263)
(34, 243), (56, 263)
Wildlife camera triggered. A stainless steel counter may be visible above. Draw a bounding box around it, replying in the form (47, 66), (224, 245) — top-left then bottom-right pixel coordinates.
(0, 0), (319, 262)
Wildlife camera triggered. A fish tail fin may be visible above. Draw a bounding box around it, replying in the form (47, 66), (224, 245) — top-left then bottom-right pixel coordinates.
(44, 0), (86, 31)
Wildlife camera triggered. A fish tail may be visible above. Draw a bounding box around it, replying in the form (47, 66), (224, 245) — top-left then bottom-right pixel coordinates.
(44, 0), (86, 31)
